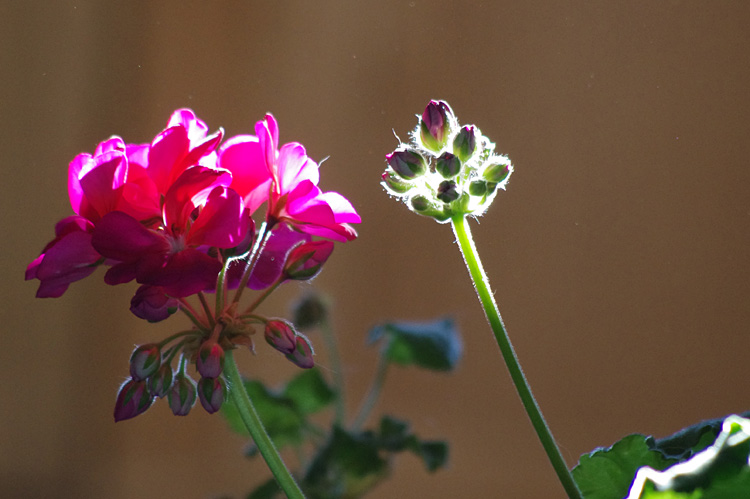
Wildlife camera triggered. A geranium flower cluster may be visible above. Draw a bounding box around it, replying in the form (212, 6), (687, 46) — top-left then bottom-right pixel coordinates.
(382, 100), (513, 222)
(26, 109), (360, 421)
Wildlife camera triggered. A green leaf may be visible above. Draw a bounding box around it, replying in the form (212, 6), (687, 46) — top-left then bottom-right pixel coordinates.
(367, 318), (462, 371)
(573, 434), (678, 499)
(645, 413), (750, 462)
(627, 415), (750, 499)
(304, 425), (389, 498)
(284, 368), (336, 415)
(413, 441), (449, 472)
(221, 379), (305, 449)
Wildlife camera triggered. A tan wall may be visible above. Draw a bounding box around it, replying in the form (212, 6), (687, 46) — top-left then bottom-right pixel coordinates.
(3, 2), (750, 497)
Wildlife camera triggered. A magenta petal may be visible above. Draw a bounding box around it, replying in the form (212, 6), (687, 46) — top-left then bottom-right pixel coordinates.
(91, 211), (168, 262)
(256, 114), (279, 176)
(148, 249), (222, 297)
(148, 125), (189, 193)
(315, 191), (362, 224)
(68, 152), (91, 215)
(166, 109), (208, 143)
(188, 187), (249, 249)
(94, 136), (126, 156)
(78, 150), (128, 221)
(248, 226), (309, 290)
(181, 129), (223, 170)
(163, 166), (232, 230)
(29, 230), (101, 298)
(218, 135), (272, 214)
(277, 143), (319, 192)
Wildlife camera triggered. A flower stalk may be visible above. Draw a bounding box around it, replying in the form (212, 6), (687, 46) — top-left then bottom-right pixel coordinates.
(451, 214), (582, 499)
(224, 350), (305, 499)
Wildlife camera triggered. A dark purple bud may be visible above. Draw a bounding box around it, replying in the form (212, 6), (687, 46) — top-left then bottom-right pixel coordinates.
(435, 152), (461, 179)
(264, 319), (297, 355)
(285, 334), (315, 369)
(420, 100), (454, 152)
(114, 378), (154, 422)
(452, 125), (477, 163)
(196, 339), (225, 379)
(386, 149), (427, 180)
(291, 292), (329, 330)
(130, 285), (179, 322)
(198, 376), (227, 414)
(284, 241), (334, 280)
(483, 161), (512, 184)
(437, 180), (460, 203)
(129, 343), (161, 381)
(148, 363), (174, 398)
(168, 373), (197, 416)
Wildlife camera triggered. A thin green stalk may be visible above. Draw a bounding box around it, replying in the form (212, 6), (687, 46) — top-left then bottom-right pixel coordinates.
(451, 214), (582, 499)
(224, 351), (305, 499)
(319, 317), (346, 425)
(232, 221), (271, 305)
(351, 350), (389, 430)
(198, 292), (215, 327)
(178, 298), (209, 331)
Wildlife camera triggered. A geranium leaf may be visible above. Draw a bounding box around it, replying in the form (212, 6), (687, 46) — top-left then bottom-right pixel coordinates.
(283, 368), (336, 415)
(367, 317), (462, 371)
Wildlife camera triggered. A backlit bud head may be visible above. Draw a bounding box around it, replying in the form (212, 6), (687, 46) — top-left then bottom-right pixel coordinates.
(453, 125), (477, 162)
(168, 373), (197, 416)
(469, 180), (488, 197)
(435, 152), (462, 179)
(284, 241), (335, 280)
(148, 363), (174, 398)
(483, 160), (513, 185)
(196, 339), (225, 379)
(285, 334), (315, 369)
(129, 343), (161, 381)
(419, 100), (454, 152)
(291, 292), (329, 330)
(265, 319), (297, 355)
(437, 180), (460, 203)
(410, 195), (450, 222)
(381, 171), (413, 195)
(198, 376), (227, 414)
(130, 285), (179, 322)
(114, 379), (154, 422)
(386, 148), (427, 180)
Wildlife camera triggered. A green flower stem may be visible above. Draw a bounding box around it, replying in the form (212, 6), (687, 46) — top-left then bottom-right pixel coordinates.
(232, 221), (271, 306)
(198, 292), (215, 328)
(224, 351), (306, 499)
(451, 214), (582, 499)
(319, 316), (346, 426)
(351, 349), (389, 430)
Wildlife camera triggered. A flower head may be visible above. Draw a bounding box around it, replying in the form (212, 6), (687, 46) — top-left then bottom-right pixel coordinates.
(382, 100), (513, 222)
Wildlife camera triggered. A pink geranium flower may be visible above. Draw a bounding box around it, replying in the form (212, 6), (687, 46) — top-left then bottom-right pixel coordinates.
(91, 166), (249, 297)
(219, 114), (361, 242)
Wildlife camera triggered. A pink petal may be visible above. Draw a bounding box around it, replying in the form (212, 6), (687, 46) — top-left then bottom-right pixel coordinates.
(248, 226), (309, 290)
(277, 143), (319, 193)
(91, 211), (168, 262)
(29, 230), (101, 298)
(188, 186), (249, 249)
(78, 150), (128, 222)
(316, 191), (362, 224)
(147, 248), (222, 297)
(166, 109), (209, 143)
(256, 114), (279, 177)
(218, 135), (272, 214)
(148, 125), (189, 194)
(162, 166), (232, 231)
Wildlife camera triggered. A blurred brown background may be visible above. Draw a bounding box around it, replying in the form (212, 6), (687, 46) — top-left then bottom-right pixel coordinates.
(3, 1), (750, 498)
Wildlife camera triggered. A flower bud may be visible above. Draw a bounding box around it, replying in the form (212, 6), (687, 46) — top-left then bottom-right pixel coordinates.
(114, 378), (154, 422)
(291, 292), (329, 330)
(410, 195), (450, 222)
(284, 241), (334, 280)
(386, 149), (427, 180)
(129, 343), (161, 381)
(168, 373), (197, 416)
(435, 152), (461, 179)
(469, 180), (488, 196)
(198, 376), (227, 414)
(286, 334), (315, 369)
(437, 180), (460, 203)
(264, 319), (297, 355)
(148, 363), (174, 398)
(381, 171), (413, 195)
(130, 285), (179, 322)
(483, 161), (512, 184)
(452, 125), (477, 163)
(196, 339), (225, 379)
(419, 100), (454, 152)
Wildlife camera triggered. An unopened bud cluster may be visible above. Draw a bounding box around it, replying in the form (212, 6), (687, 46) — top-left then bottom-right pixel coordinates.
(382, 100), (513, 222)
